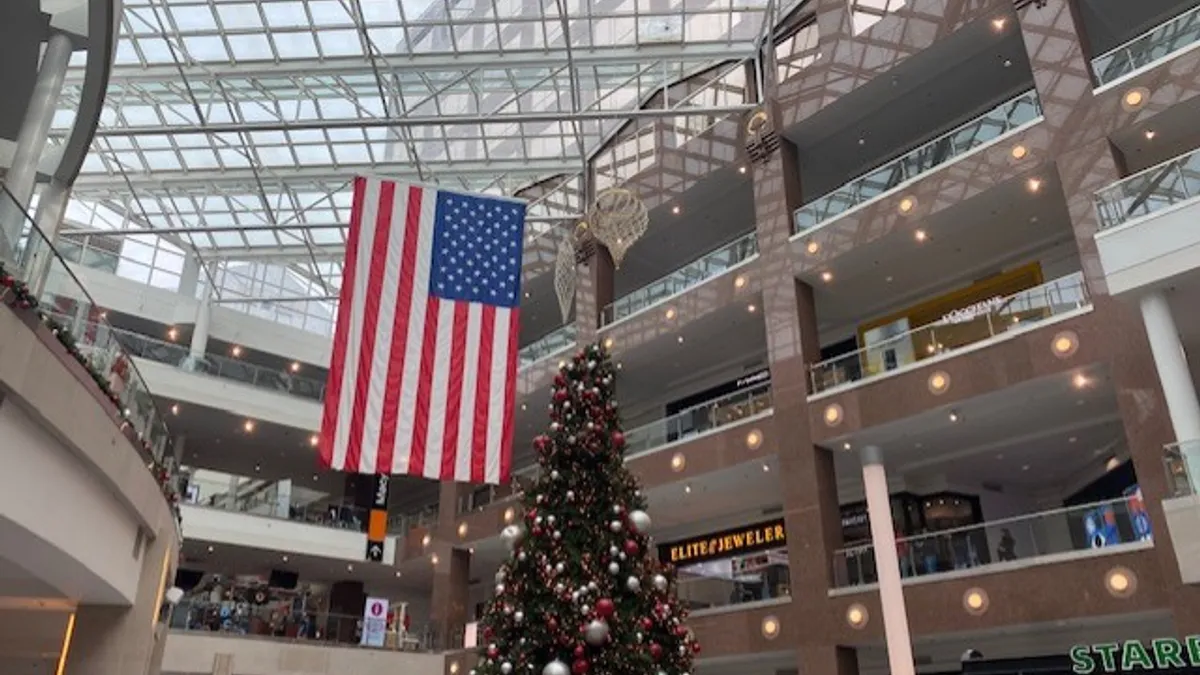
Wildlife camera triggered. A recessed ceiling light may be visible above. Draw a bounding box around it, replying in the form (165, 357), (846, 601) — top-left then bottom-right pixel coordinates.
(1026, 178), (1042, 193)
(207, 545), (214, 553)
(1011, 144), (1028, 160)
(738, 165), (747, 174)
(991, 17), (1007, 31)
(734, 274), (748, 289)
(677, 335), (685, 344)
(395, 571), (402, 577)
(290, 362), (301, 373)
(309, 434), (319, 447)
(1069, 436), (1077, 443)
(1144, 130), (1156, 140)
(1106, 456), (1121, 471)
(842, 442), (851, 450)
(684, 484), (692, 494)
(665, 307), (676, 320)
(1022, 464), (1030, 471)
(762, 463), (770, 473)
(166, 327), (179, 341)
(231, 345), (243, 357)
(948, 410), (960, 422)
(1123, 88), (1148, 110)
(914, 229), (927, 242)
(747, 304), (757, 313)
(898, 197), (915, 213)
(820, 271), (833, 283)
(170, 403), (180, 415)
(520, 403), (528, 411)
(282, 555), (289, 562)
(347, 564), (354, 571)
(1072, 373), (1090, 389)
(671, 205), (681, 215)
(243, 419), (256, 433)
(806, 240), (819, 254)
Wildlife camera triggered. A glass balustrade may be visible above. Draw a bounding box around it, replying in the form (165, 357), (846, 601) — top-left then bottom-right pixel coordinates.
(1094, 147), (1200, 230)
(601, 232), (759, 326)
(388, 504), (440, 535)
(832, 497), (1152, 588)
(793, 89), (1043, 234)
(170, 599), (437, 650)
(182, 475), (368, 532)
(810, 272), (1089, 394)
(1092, 5), (1200, 86)
(0, 187), (178, 479)
(624, 382), (772, 456)
(675, 548), (790, 613)
(519, 323), (577, 368)
(1164, 440), (1200, 498)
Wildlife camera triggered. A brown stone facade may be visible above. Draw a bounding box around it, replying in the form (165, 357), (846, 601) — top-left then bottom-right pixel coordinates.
(435, 0), (1200, 670)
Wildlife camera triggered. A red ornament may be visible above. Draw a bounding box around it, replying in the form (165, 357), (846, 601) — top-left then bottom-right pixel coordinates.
(623, 540), (639, 556)
(675, 625), (689, 637)
(532, 526), (543, 537)
(649, 643), (663, 661)
(548, 617), (559, 632)
(611, 430), (625, 447)
(640, 617), (653, 631)
(534, 435), (549, 452)
(572, 659), (590, 675)
(555, 373), (566, 386)
(554, 388), (569, 402)
(574, 645), (585, 659)
(692, 642), (702, 654)
(487, 645), (499, 658)
(595, 598), (615, 619)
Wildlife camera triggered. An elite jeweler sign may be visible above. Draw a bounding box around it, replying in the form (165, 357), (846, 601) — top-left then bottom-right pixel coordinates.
(1070, 637), (1200, 673)
(657, 518), (786, 566)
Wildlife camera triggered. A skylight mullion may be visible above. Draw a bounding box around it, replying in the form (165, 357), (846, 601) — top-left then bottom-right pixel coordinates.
(442, 0), (461, 53)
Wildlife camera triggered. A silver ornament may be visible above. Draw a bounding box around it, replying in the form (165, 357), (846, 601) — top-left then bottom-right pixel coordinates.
(618, 552), (627, 561)
(501, 524), (526, 551)
(588, 581), (598, 591)
(572, 590), (581, 602)
(628, 510), (652, 533)
(609, 520), (623, 533)
(542, 660), (569, 675)
(555, 583), (565, 593)
(551, 470), (560, 480)
(495, 570), (506, 584)
(520, 637), (527, 645)
(609, 545), (619, 555)
(581, 604), (591, 615)
(609, 562), (620, 574)
(495, 584), (506, 595)
(548, 515), (557, 526)
(555, 561), (565, 573)
(518, 551), (528, 562)
(567, 490), (575, 500)
(653, 574), (668, 591)
(535, 516), (544, 526)
(553, 530), (562, 540)
(584, 619), (610, 646)
(637, 632), (644, 643)
(550, 422), (560, 431)
(612, 505), (623, 515)
(515, 611), (525, 624)
(502, 663), (514, 675)
(679, 645), (687, 655)
(626, 576), (641, 592)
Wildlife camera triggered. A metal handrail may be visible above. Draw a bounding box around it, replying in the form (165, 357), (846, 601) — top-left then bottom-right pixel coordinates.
(1091, 4), (1200, 86)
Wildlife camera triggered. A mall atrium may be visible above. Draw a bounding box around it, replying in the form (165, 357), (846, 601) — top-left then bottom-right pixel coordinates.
(2, 0), (1200, 673)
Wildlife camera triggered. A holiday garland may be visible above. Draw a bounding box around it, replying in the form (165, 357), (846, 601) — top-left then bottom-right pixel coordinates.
(0, 261), (182, 521)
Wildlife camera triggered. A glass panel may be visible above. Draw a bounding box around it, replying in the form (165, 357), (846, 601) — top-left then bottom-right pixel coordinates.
(1094, 148), (1200, 229)
(1164, 440), (1200, 497)
(182, 474), (366, 530)
(831, 497), (1152, 588)
(793, 89), (1043, 234)
(1092, 6), (1200, 86)
(810, 272), (1089, 393)
(518, 323), (577, 368)
(675, 548), (790, 611)
(624, 381), (772, 455)
(601, 231), (759, 325)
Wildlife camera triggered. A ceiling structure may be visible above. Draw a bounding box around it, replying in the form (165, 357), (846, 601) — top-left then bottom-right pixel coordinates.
(47, 0), (811, 313)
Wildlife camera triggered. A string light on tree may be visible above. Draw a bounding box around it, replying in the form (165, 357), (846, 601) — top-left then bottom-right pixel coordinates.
(473, 342), (698, 675)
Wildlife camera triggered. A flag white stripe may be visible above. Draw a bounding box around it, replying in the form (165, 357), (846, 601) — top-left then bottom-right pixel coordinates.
(455, 304), (484, 481)
(484, 308), (511, 483)
(331, 178), (380, 470)
(358, 186), (410, 474)
(422, 300), (457, 480)
(391, 188), (437, 474)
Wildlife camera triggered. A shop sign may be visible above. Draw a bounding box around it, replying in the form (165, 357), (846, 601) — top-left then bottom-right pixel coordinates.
(735, 369), (771, 389)
(658, 518), (786, 566)
(361, 597), (389, 647)
(940, 296), (1006, 325)
(1070, 637), (1200, 673)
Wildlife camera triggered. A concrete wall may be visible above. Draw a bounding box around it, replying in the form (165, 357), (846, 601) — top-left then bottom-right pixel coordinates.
(1095, 198), (1200, 295)
(162, 632), (445, 675)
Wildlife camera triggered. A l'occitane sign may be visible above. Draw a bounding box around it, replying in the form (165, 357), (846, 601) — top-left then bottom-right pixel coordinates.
(658, 519), (786, 566)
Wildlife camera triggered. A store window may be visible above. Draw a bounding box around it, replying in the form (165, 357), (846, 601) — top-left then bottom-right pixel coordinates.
(659, 519), (790, 611)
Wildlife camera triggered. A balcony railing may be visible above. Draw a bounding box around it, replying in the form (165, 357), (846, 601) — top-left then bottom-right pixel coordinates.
(677, 547), (790, 613)
(601, 231), (759, 326)
(625, 381), (772, 456)
(793, 89), (1043, 234)
(810, 272), (1089, 395)
(1164, 440), (1200, 497)
(1094, 147), (1200, 230)
(170, 599), (438, 651)
(519, 323), (577, 368)
(183, 476), (367, 532)
(388, 504), (439, 535)
(832, 497), (1153, 588)
(1092, 5), (1200, 86)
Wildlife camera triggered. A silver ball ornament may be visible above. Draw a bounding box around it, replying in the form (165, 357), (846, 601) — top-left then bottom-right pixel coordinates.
(502, 663), (513, 675)
(542, 660), (569, 675)
(495, 570), (506, 584)
(588, 581), (598, 591)
(501, 524), (526, 551)
(495, 584), (506, 595)
(618, 552), (627, 561)
(514, 611), (524, 624)
(628, 510), (652, 533)
(553, 530), (562, 540)
(551, 470), (560, 480)
(609, 520), (623, 533)
(608, 562), (620, 574)
(548, 515), (557, 526)
(555, 583), (565, 593)
(580, 604), (590, 615)
(566, 490), (575, 500)
(653, 574), (668, 591)
(609, 545), (619, 555)
(518, 551), (528, 562)
(535, 516), (544, 526)
(626, 576), (641, 592)
(584, 619), (610, 646)
(612, 505), (623, 515)
(555, 561), (565, 573)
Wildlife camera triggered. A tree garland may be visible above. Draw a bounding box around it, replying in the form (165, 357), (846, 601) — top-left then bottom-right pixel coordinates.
(0, 261), (182, 522)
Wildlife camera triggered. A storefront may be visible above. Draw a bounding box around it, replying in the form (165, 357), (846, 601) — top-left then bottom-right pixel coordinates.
(954, 637), (1200, 674)
(658, 518), (790, 610)
(818, 263), (1047, 389)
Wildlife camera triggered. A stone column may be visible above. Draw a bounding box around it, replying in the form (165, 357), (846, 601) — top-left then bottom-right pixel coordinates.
(178, 253), (202, 299)
(328, 580), (365, 643)
(1140, 291), (1200, 455)
(861, 446), (915, 675)
(28, 179), (71, 297)
(799, 645), (860, 675)
(62, 525), (178, 675)
(430, 545), (472, 650)
(575, 244), (615, 346)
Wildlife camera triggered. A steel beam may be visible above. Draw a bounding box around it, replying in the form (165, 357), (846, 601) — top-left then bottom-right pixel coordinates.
(57, 213), (581, 238)
(71, 43), (759, 85)
(93, 104), (759, 137)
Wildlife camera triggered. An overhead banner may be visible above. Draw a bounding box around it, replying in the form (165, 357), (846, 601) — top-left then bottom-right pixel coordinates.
(361, 597), (389, 647)
(658, 518), (787, 567)
(366, 474), (389, 562)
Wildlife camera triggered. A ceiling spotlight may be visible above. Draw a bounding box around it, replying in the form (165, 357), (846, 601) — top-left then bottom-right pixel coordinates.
(738, 165), (748, 174)
(1026, 177), (1043, 193)
(898, 196), (915, 213)
(1073, 373), (1090, 389)
(282, 555), (289, 562)
(254, 463), (261, 472)
(1069, 436), (1078, 443)
(991, 17), (1007, 31)
(806, 240), (819, 254)
(677, 335), (684, 344)
(665, 307), (676, 320)
(846, 603), (868, 629)
(207, 545), (214, 553)
(395, 571), (403, 578)
(521, 403), (528, 411)
(670, 453), (686, 472)
(914, 229), (927, 242)
(1106, 456), (1121, 471)
(603, 336), (614, 349)
(347, 564), (354, 571)
(231, 345), (243, 357)
(422, 534), (432, 547)
(762, 463), (770, 473)
(820, 271), (833, 283)
(842, 442), (851, 450)
(309, 434), (319, 447)
(1123, 88), (1148, 110)
(684, 484), (692, 494)
(290, 362), (301, 373)
(747, 304), (757, 313)
(431, 553), (440, 566)
(166, 327), (179, 341)
(734, 274), (748, 289)
(170, 403), (180, 416)
(1011, 144), (1028, 160)
(948, 410), (960, 423)
(1144, 130), (1156, 140)
(671, 205), (681, 215)
(243, 419), (256, 433)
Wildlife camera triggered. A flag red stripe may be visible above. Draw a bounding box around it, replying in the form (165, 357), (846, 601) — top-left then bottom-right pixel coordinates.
(343, 181), (396, 473)
(499, 308), (520, 482)
(408, 295), (441, 477)
(440, 302), (470, 480)
(319, 176), (367, 469)
(470, 306), (496, 484)
(376, 186), (424, 474)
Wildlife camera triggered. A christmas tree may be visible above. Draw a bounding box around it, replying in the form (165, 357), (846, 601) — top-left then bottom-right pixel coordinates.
(473, 342), (700, 675)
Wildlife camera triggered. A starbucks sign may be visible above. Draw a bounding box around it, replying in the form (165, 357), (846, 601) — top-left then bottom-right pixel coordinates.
(1071, 637), (1200, 673)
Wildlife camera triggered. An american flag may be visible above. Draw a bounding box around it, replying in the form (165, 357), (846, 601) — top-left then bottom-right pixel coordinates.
(319, 176), (525, 484)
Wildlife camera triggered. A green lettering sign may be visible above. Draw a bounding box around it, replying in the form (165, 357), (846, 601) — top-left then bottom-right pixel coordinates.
(1070, 644), (1096, 674)
(1071, 636), (1200, 673)
(1122, 640), (1155, 671)
(1188, 636), (1200, 667)
(1093, 643), (1120, 673)
(1151, 638), (1186, 669)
